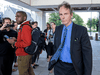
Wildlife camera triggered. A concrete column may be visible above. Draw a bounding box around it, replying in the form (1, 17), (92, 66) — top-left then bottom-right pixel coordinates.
(35, 11), (46, 31)
(42, 11), (46, 32)
(35, 11), (43, 31)
(99, 12), (100, 36)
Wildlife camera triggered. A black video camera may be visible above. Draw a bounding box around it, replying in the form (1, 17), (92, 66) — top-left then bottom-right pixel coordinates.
(4, 24), (14, 28)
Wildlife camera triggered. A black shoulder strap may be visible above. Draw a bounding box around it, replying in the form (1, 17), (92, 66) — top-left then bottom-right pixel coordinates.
(21, 24), (32, 28)
(20, 24), (32, 31)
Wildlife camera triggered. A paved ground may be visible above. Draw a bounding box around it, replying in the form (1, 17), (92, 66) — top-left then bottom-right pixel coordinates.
(12, 33), (100, 75)
(91, 40), (100, 75)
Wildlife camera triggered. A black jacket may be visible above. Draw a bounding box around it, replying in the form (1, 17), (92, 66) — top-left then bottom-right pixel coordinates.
(54, 23), (92, 75)
(0, 29), (17, 56)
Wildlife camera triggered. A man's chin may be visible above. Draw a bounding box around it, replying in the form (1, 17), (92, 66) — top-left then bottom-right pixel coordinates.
(17, 22), (20, 24)
(62, 22), (67, 25)
(16, 22), (22, 24)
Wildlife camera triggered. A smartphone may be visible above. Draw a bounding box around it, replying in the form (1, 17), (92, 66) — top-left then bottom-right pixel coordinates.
(4, 35), (10, 39)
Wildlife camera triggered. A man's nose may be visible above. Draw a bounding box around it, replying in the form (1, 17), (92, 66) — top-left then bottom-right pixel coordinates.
(62, 15), (65, 20)
(15, 17), (17, 20)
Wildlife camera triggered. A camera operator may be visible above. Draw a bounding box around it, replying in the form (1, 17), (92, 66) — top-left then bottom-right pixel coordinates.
(0, 17), (17, 75)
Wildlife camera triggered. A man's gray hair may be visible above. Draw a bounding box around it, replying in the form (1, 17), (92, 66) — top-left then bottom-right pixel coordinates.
(58, 1), (73, 14)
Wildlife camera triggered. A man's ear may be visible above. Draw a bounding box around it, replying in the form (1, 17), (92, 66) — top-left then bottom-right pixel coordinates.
(24, 16), (27, 21)
(71, 13), (73, 19)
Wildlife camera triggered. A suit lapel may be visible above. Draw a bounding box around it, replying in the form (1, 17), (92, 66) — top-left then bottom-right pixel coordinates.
(56, 23), (77, 51)
(57, 25), (64, 47)
(70, 23), (77, 53)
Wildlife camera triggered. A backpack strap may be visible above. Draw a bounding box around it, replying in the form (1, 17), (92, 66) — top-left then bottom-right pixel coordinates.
(21, 24), (32, 28)
(19, 24), (32, 31)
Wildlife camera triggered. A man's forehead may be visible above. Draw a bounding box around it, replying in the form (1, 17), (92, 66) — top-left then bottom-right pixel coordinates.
(4, 19), (11, 22)
(34, 23), (37, 25)
(59, 8), (70, 14)
(4, 19), (11, 23)
(16, 12), (23, 16)
(59, 7), (69, 11)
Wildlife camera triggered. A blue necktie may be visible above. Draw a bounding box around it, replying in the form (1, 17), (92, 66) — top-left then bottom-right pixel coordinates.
(50, 27), (67, 62)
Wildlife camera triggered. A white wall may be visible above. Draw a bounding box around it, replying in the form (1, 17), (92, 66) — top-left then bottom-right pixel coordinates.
(31, 0), (100, 6)
(18, 0), (100, 6)
(92, 0), (100, 4)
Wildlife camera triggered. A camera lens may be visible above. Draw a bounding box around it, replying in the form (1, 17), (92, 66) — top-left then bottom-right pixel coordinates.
(4, 24), (14, 28)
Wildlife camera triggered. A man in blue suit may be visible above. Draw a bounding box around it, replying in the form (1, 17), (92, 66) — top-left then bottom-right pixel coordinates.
(53, 1), (92, 75)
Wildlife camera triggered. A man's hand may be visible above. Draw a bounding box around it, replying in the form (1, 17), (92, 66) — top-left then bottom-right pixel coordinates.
(0, 24), (7, 31)
(6, 37), (16, 45)
(12, 37), (17, 41)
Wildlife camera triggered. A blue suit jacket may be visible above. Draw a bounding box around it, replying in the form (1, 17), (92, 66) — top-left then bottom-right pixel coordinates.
(53, 23), (92, 75)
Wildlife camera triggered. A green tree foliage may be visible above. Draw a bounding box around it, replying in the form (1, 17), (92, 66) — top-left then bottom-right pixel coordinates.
(72, 12), (84, 26)
(48, 13), (61, 26)
(86, 18), (99, 29)
(48, 12), (84, 26)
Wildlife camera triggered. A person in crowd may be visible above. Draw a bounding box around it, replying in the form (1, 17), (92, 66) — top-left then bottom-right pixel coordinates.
(31, 21), (38, 69)
(12, 21), (18, 72)
(47, 22), (56, 73)
(44, 23), (51, 60)
(31, 21), (44, 69)
(7, 11), (35, 75)
(0, 17), (17, 75)
(33, 21), (40, 30)
(47, 22), (56, 62)
(53, 1), (92, 75)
